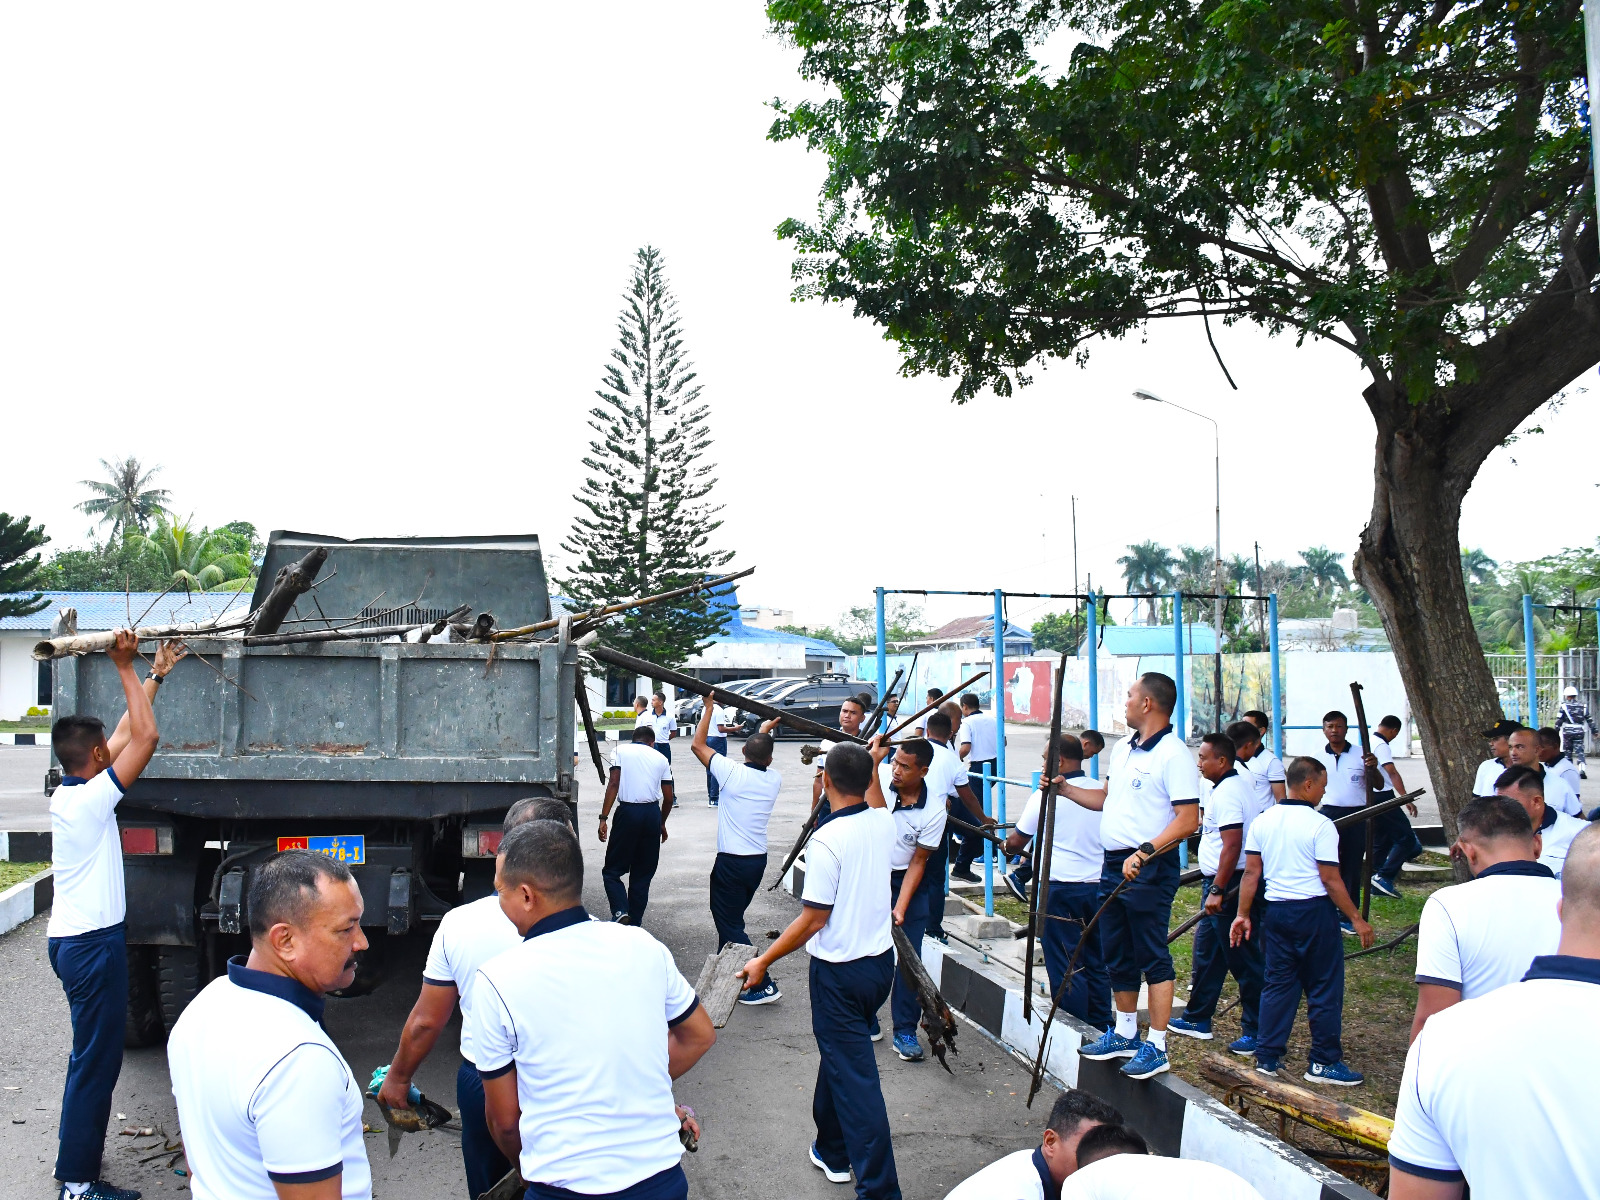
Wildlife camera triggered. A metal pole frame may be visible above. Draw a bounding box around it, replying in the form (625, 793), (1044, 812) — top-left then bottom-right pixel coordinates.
(993, 588), (1007, 797)
(1087, 590), (1100, 779)
(982, 763), (995, 917)
(1269, 592), (1283, 760)
(875, 586), (888, 732)
(1174, 590), (1187, 741)
(1524, 593), (1537, 727)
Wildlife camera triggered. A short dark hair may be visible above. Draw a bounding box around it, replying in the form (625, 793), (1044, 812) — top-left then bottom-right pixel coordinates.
(1285, 755), (1327, 789)
(631, 726), (656, 745)
(1137, 672), (1176, 714)
(1495, 764), (1543, 795)
(855, 691), (874, 709)
(1244, 709), (1270, 730)
(1080, 729), (1105, 752)
(898, 738), (935, 770)
(926, 711), (953, 738)
(1457, 795), (1536, 842)
(499, 820), (583, 901)
(927, 688), (941, 700)
(248, 850), (355, 938)
(1045, 1088), (1122, 1139)
(1538, 726), (1561, 750)
(504, 796), (575, 834)
(1379, 714), (1403, 731)
(1225, 720), (1261, 748)
(1074, 1122), (1148, 1167)
(1323, 710), (1348, 724)
(652, 691), (665, 702)
(840, 696), (865, 715)
(1201, 731), (1236, 762)
(961, 693), (980, 711)
(1048, 733), (1085, 764)
(824, 743), (873, 796)
(744, 732), (775, 766)
(52, 714), (107, 775)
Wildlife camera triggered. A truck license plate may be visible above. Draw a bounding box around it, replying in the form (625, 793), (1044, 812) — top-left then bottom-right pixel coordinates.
(277, 835), (365, 864)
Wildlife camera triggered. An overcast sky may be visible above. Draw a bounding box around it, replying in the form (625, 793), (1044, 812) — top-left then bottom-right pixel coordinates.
(3, 4), (1594, 633)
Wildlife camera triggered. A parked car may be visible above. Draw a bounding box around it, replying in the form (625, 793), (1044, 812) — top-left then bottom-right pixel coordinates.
(733, 676), (878, 739)
(675, 678), (768, 729)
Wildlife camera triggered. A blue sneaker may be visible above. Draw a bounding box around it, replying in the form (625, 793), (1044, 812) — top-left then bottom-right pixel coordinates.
(1003, 870), (1028, 903)
(1167, 1016), (1213, 1041)
(1305, 1060), (1364, 1087)
(1255, 1057), (1282, 1077)
(927, 928), (949, 945)
(868, 1014), (882, 1042)
(1339, 920), (1357, 936)
(1228, 1034), (1258, 1056)
(1080, 1027), (1141, 1061)
(1120, 1041), (1169, 1080)
(1370, 875), (1401, 899)
(808, 1142), (851, 1184)
(737, 978), (781, 1005)
(893, 1032), (925, 1061)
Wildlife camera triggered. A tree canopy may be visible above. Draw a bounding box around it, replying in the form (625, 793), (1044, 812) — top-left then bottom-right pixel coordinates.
(76, 457), (170, 540)
(0, 514), (49, 620)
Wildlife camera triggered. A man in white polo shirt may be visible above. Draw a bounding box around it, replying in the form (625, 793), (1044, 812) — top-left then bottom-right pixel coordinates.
(1232, 719), (1286, 806)
(1509, 726), (1580, 816)
(738, 741), (900, 1198)
(703, 695), (743, 808)
(878, 737), (943, 1062)
(1470, 719), (1517, 796)
(168, 850), (372, 1200)
(690, 702), (784, 1005)
(1496, 764), (1585, 877)
(472, 821), (715, 1200)
(812, 695), (869, 820)
(48, 629), (175, 1200)
(946, 1088), (1123, 1200)
(1310, 710), (1380, 931)
(376, 797), (574, 1199)
(1408, 794), (1560, 1044)
(1005, 734), (1110, 1031)
(645, 690), (677, 765)
(598, 726), (676, 926)
(953, 693), (999, 880)
(1540, 726), (1584, 812)
(1058, 673), (1201, 1082)
(1388, 821), (1600, 1198)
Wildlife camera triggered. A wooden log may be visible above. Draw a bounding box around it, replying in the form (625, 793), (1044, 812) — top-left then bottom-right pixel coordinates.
(892, 923), (958, 1072)
(491, 568), (756, 641)
(1198, 1053), (1393, 1152)
(31, 615), (255, 661)
(574, 665), (608, 785)
(693, 943), (752, 1028)
(248, 546), (329, 636)
(1026, 648), (1071, 1019)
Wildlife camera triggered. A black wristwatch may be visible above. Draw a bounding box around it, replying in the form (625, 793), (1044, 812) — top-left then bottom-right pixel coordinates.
(147, 672), (164, 686)
(1137, 841), (1156, 858)
(1208, 882), (1225, 897)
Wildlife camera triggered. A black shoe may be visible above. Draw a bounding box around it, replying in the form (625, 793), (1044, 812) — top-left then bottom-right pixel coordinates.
(612, 911), (631, 925)
(59, 1185), (143, 1200)
(949, 867), (980, 883)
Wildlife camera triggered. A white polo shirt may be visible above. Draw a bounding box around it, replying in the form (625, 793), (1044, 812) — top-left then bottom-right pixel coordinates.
(633, 709), (653, 729)
(1535, 805), (1586, 877)
(1472, 756), (1509, 796)
(611, 742), (673, 803)
(1244, 801), (1339, 902)
(49, 768), (128, 938)
(710, 755), (782, 856)
(1237, 747), (1285, 809)
(468, 909), (698, 1194)
(1198, 770), (1263, 877)
(168, 960), (371, 1200)
(1062, 1153), (1265, 1199)
(886, 781), (948, 872)
(1389, 956), (1600, 1196)
(1314, 742), (1370, 809)
(1015, 775), (1105, 884)
(421, 894), (522, 1065)
(1414, 862), (1561, 999)
(1540, 764), (1581, 816)
(926, 739), (970, 804)
(1548, 754), (1583, 804)
(1100, 726), (1201, 852)
(946, 1147), (1055, 1200)
(711, 704), (740, 734)
(647, 708), (676, 742)
(801, 803), (895, 962)
(960, 710), (998, 761)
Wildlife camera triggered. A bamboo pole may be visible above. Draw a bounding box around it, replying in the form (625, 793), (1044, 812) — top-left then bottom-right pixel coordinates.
(491, 568), (755, 641)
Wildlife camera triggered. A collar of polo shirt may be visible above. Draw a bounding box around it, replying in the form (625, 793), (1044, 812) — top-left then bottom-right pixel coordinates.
(227, 955), (325, 1023)
(1523, 955), (1600, 986)
(1129, 724), (1174, 750)
(522, 905), (590, 941)
(1324, 741), (1354, 756)
(892, 783), (929, 812)
(1539, 805), (1558, 832)
(816, 800), (870, 828)
(1029, 1147), (1057, 1199)
(1216, 768), (1240, 780)
(1474, 859), (1555, 881)
(1059, 769), (1085, 780)
(1280, 799), (1315, 808)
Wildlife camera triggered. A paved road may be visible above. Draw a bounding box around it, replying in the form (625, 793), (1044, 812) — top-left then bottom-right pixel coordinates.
(0, 744), (51, 833)
(0, 738), (1050, 1200)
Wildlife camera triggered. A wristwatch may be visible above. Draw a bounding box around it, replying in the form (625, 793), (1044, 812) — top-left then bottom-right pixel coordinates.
(1208, 882), (1225, 897)
(147, 672), (164, 686)
(1137, 841), (1156, 858)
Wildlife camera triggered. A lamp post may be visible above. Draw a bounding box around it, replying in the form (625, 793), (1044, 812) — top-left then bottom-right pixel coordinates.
(1134, 389), (1223, 733)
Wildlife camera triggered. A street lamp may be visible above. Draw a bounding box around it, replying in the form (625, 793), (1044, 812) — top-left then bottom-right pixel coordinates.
(1133, 389), (1223, 734)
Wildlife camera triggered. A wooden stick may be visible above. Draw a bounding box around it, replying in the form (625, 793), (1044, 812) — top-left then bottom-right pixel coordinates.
(248, 546), (329, 636)
(574, 665), (607, 786)
(881, 671), (992, 741)
(1348, 681), (1379, 921)
(32, 615), (255, 661)
(1025, 648), (1071, 1020)
(491, 568), (755, 641)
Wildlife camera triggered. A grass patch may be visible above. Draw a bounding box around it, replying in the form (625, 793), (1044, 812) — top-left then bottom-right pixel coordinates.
(0, 862), (48, 890)
(0, 720), (49, 733)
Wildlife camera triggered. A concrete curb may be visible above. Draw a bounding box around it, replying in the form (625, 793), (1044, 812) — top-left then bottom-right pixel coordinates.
(0, 868), (52, 937)
(0, 731), (43, 746)
(780, 859), (1378, 1199)
(1, 831), (52, 861)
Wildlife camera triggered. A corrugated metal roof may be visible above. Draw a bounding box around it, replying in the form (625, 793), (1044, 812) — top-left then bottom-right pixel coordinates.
(0, 591), (250, 632)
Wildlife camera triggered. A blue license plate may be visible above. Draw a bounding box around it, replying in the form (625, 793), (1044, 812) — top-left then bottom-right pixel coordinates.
(278, 834), (365, 864)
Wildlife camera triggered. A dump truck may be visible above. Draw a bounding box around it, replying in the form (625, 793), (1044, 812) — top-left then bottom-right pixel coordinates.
(49, 531), (579, 1045)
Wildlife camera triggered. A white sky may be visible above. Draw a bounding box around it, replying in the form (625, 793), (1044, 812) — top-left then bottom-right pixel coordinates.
(3, 3), (1594, 633)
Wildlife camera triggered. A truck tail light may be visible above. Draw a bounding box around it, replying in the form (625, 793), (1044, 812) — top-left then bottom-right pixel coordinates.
(462, 826), (503, 859)
(121, 825), (174, 855)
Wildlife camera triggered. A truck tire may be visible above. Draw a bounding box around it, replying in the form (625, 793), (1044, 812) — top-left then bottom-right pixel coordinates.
(157, 945), (201, 1035)
(125, 946), (164, 1048)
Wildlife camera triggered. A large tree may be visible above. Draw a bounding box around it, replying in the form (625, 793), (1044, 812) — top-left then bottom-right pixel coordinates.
(0, 513), (49, 619)
(560, 247), (733, 670)
(767, 0), (1595, 838)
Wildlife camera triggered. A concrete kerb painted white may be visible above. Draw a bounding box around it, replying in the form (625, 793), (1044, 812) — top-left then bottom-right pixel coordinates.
(0, 868), (52, 937)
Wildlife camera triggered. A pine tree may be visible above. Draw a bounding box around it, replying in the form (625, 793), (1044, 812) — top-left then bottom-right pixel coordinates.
(0, 513), (50, 619)
(560, 247), (732, 669)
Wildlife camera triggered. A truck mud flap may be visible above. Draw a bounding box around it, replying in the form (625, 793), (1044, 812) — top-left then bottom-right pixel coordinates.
(219, 868), (246, 935)
(387, 869), (413, 935)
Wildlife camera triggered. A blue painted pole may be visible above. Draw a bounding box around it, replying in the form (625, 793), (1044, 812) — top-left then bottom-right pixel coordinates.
(1173, 590), (1186, 741)
(1523, 593), (1537, 727)
(982, 764), (994, 917)
(1269, 592), (1283, 760)
(1087, 591), (1099, 780)
(993, 588), (1007, 793)
(875, 586), (887, 731)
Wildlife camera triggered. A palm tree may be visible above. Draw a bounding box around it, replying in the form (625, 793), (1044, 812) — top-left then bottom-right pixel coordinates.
(1298, 546), (1350, 597)
(77, 457), (170, 541)
(130, 514), (255, 593)
(1459, 547), (1499, 589)
(1176, 544), (1214, 591)
(1226, 553), (1255, 591)
(1118, 541), (1176, 622)
(1485, 569), (1550, 649)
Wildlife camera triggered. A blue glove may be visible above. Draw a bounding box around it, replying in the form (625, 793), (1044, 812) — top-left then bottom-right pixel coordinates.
(367, 1064), (422, 1105)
